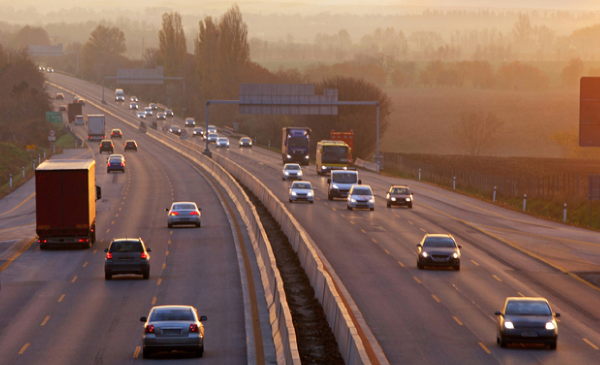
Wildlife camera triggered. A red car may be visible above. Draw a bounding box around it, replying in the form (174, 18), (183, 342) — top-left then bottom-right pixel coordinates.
(110, 129), (123, 139)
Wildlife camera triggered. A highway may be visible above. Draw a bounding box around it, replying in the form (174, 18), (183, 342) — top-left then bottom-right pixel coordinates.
(48, 72), (600, 364)
(0, 84), (275, 364)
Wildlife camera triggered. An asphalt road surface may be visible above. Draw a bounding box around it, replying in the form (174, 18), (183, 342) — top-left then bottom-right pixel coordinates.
(48, 72), (600, 364)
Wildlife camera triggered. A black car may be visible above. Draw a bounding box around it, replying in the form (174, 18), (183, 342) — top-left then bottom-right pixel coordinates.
(124, 140), (138, 152)
(495, 297), (559, 349)
(110, 129), (123, 139)
(386, 185), (413, 208)
(165, 109), (174, 117)
(55, 93), (64, 100)
(107, 154), (126, 173)
(416, 234), (461, 270)
(170, 125), (181, 136)
(99, 140), (114, 154)
(157, 112), (166, 120)
(193, 128), (204, 137)
(104, 238), (151, 280)
(239, 137), (252, 148)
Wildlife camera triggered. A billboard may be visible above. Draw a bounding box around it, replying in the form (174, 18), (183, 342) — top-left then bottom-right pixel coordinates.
(28, 44), (63, 57)
(116, 67), (164, 84)
(239, 84), (338, 115)
(580, 77), (600, 147)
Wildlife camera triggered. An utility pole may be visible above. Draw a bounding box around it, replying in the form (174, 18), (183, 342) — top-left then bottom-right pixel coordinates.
(141, 37), (145, 60)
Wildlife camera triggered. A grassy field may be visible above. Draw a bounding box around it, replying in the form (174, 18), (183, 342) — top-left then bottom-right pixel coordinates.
(380, 87), (580, 158)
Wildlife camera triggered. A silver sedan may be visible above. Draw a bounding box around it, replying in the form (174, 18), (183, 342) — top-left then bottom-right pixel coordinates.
(140, 305), (207, 359)
(166, 202), (201, 228)
(347, 185), (376, 211)
(289, 181), (315, 203)
(207, 133), (218, 143)
(216, 137), (230, 148)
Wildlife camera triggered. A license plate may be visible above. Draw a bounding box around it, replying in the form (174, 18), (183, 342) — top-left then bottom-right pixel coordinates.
(521, 332), (539, 337)
(162, 329), (182, 335)
(180, 218), (190, 222)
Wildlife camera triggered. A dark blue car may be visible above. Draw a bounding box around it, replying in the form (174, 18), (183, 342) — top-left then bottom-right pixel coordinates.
(107, 154), (125, 173)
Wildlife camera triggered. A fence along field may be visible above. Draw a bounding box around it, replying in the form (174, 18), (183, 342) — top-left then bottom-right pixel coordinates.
(383, 153), (600, 199)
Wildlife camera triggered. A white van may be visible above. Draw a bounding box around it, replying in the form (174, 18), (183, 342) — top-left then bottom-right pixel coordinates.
(327, 169), (361, 200)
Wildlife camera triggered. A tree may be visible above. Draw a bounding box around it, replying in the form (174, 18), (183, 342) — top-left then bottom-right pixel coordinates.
(12, 26), (51, 48)
(195, 16), (220, 99)
(158, 12), (187, 77)
(454, 112), (504, 156)
(495, 61), (548, 91)
(81, 25), (127, 79)
(561, 58), (584, 89)
(549, 129), (576, 158)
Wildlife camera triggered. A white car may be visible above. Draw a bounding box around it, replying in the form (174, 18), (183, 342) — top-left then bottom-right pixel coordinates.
(46, 67), (54, 73)
(282, 163), (303, 181)
(74, 115), (85, 126)
(207, 133), (218, 143)
(347, 185), (375, 211)
(166, 202), (201, 228)
(130, 102), (138, 110)
(216, 137), (229, 148)
(130, 96), (138, 102)
(289, 181), (315, 203)
(144, 107), (152, 117)
(185, 118), (195, 127)
(207, 125), (217, 134)
(137, 111), (146, 119)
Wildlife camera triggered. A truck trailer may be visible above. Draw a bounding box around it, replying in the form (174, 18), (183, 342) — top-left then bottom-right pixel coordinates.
(67, 102), (83, 123)
(35, 160), (101, 249)
(281, 127), (311, 165)
(87, 114), (106, 142)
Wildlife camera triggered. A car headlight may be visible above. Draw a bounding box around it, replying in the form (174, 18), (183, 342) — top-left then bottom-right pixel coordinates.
(321, 166), (326, 170)
(307, 191), (313, 197)
(453, 252), (458, 258)
(368, 198), (375, 203)
(406, 198), (411, 201)
(305, 155), (309, 159)
(350, 198), (357, 202)
(422, 252), (428, 257)
(504, 321), (514, 329)
(286, 155), (291, 158)
(391, 197), (396, 201)
(291, 192), (297, 196)
(546, 322), (556, 330)
(297, 171), (303, 175)
(332, 184), (339, 189)
(249, 142), (252, 145)
(284, 172), (289, 175)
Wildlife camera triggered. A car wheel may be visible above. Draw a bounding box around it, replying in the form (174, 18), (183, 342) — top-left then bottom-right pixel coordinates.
(409, 204), (413, 209)
(142, 348), (152, 359)
(40, 243), (49, 250)
(289, 199), (293, 203)
(310, 201), (314, 204)
(168, 223), (173, 228)
(417, 262), (423, 270)
(387, 202), (391, 208)
(196, 222), (201, 228)
(370, 208), (375, 211)
(347, 206), (352, 211)
(454, 265), (460, 271)
(195, 346), (204, 358)
(328, 193), (333, 201)
(81, 241), (91, 249)
(105, 272), (112, 280)
(143, 270), (149, 280)
(549, 341), (557, 350)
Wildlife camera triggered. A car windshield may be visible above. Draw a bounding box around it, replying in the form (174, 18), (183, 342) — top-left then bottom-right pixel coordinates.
(173, 204), (196, 210)
(293, 183), (311, 189)
(218, 138), (228, 142)
(126, 142), (135, 145)
(171, 126), (179, 130)
(102, 142), (112, 146)
(352, 187), (372, 195)
(150, 309), (195, 322)
(505, 300), (552, 316)
(423, 237), (456, 248)
(209, 133), (217, 137)
(195, 128), (203, 132)
(109, 158), (122, 163)
(285, 165), (300, 170)
(332, 173), (357, 184)
(186, 119), (194, 122)
(289, 139), (308, 148)
(392, 188), (410, 194)
(241, 138), (250, 142)
(110, 241), (142, 252)
(322, 146), (349, 163)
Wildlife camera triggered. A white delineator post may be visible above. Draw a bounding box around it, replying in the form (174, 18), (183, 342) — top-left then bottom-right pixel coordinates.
(564, 203), (567, 223)
(418, 168), (421, 181)
(9, 174), (12, 188)
(453, 176), (456, 190)
(523, 194), (527, 212)
(22, 167), (25, 178)
(493, 186), (497, 202)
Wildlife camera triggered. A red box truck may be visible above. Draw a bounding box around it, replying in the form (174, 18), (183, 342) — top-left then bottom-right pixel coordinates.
(35, 160), (101, 249)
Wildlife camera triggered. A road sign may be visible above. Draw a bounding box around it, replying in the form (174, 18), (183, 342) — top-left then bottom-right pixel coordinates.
(49, 130), (56, 137)
(162, 126), (168, 132)
(239, 84), (338, 115)
(28, 44), (63, 57)
(26, 145), (36, 150)
(580, 77), (600, 146)
(48, 136), (56, 141)
(116, 67), (164, 84)
(46, 111), (62, 123)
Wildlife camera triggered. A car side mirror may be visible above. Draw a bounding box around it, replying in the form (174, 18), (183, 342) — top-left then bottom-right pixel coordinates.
(200, 315), (207, 321)
(458, 245), (462, 249)
(495, 311), (502, 316)
(140, 316), (147, 322)
(147, 248), (152, 252)
(96, 186), (102, 200)
(373, 193), (377, 196)
(555, 313), (560, 317)
(165, 208), (169, 212)
(104, 248), (108, 252)
(416, 244), (421, 247)
(198, 208), (202, 211)
(313, 188), (316, 190)
(288, 186), (291, 189)
(358, 179), (362, 184)
(327, 179), (331, 184)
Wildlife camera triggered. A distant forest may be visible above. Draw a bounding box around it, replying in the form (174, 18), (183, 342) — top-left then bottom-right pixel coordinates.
(3, 8), (600, 62)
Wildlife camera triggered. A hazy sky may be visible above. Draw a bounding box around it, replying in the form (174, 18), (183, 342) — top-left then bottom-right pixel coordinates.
(6, 0), (600, 16)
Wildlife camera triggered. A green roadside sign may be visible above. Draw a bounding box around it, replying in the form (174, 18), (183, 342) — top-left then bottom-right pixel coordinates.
(46, 111), (63, 123)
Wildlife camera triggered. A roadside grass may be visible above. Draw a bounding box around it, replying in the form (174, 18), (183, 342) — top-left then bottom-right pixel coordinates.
(54, 133), (75, 148)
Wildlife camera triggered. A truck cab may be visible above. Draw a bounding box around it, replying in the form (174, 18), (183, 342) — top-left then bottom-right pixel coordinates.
(327, 169), (361, 200)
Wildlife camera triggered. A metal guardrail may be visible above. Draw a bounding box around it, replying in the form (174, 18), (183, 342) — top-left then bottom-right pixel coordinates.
(355, 158), (380, 173)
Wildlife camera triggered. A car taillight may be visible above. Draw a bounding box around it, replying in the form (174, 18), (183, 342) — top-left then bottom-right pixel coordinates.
(106, 252), (113, 259)
(120, 163), (124, 166)
(38, 239), (47, 243)
(78, 238), (89, 242)
(170, 212), (179, 216)
(190, 211), (199, 216)
(145, 324), (155, 333)
(141, 252), (148, 259)
(190, 324), (199, 333)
